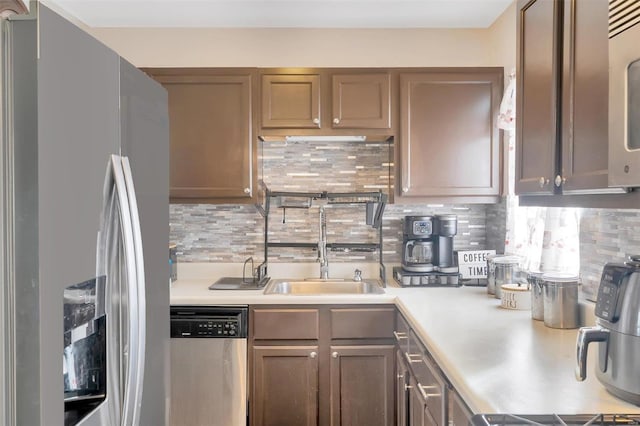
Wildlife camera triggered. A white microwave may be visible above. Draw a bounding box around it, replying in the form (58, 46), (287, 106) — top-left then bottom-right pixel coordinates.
(609, 0), (640, 187)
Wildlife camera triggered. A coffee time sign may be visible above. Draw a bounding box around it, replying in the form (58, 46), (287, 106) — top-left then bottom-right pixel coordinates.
(457, 250), (496, 279)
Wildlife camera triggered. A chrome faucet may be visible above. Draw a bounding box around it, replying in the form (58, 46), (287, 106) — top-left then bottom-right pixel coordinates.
(317, 206), (329, 279)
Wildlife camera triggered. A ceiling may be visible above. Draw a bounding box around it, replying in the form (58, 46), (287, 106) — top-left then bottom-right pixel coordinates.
(47, 0), (514, 29)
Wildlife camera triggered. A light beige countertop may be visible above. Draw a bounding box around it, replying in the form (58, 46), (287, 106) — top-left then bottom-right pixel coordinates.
(170, 263), (640, 415)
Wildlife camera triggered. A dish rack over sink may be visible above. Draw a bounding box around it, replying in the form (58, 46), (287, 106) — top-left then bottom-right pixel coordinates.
(254, 182), (388, 285)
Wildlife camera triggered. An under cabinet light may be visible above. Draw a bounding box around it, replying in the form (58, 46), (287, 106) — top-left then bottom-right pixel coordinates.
(284, 135), (367, 143)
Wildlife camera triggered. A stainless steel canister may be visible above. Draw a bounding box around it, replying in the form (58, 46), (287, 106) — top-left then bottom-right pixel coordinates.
(542, 272), (579, 329)
(486, 253), (502, 295)
(527, 271), (545, 321)
(493, 256), (521, 299)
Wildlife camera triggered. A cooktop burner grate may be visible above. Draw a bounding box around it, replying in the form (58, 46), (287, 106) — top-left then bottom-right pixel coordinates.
(471, 414), (640, 426)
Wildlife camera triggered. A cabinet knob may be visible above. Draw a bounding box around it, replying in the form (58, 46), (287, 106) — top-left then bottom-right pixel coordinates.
(312, 118), (320, 125)
(402, 187), (409, 193)
(333, 118), (340, 125)
(554, 175), (564, 188)
(310, 351), (317, 359)
(332, 351), (338, 358)
(244, 187), (251, 194)
(538, 177), (549, 188)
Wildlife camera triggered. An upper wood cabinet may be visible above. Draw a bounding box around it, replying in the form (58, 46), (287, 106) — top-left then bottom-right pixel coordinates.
(516, 0), (612, 196)
(145, 68), (257, 203)
(261, 74), (321, 129)
(331, 73), (391, 129)
(260, 70), (393, 134)
(560, 0), (610, 193)
(398, 69), (502, 201)
(516, 0), (559, 195)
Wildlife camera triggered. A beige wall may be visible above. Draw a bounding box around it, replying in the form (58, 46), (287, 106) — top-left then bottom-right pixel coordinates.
(87, 26), (499, 68)
(488, 1), (517, 84)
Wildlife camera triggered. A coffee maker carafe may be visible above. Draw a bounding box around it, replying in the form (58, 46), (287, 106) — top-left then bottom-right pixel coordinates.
(402, 216), (434, 272)
(434, 214), (458, 273)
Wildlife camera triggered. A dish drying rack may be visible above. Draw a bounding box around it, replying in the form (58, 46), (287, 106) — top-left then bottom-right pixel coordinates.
(254, 182), (388, 285)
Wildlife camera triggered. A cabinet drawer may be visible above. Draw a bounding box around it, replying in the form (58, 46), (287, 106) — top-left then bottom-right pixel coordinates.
(251, 308), (319, 340)
(330, 307), (395, 339)
(394, 311), (411, 352)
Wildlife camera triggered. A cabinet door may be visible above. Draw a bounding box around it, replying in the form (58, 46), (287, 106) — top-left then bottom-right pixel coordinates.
(252, 346), (319, 426)
(331, 73), (391, 129)
(516, 0), (561, 195)
(408, 375), (435, 426)
(449, 390), (473, 426)
(329, 345), (394, 426)
(396, 349), (409, 426)
(153, 72), (254, 202)
(399, 71), (502, 198)
(262, 74), (321, 128)
(560, 0), (609, 192)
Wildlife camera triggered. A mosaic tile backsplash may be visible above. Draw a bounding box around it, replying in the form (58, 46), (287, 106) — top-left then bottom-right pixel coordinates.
(260, 139), (393, 193)
(580, 208), (640, 300)
(170, 203), (490, 263)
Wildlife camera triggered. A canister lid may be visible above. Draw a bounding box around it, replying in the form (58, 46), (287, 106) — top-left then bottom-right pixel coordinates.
(494, 255), (521, 264)
(541, 272), (579, 283)
(501, 283), (529, 292)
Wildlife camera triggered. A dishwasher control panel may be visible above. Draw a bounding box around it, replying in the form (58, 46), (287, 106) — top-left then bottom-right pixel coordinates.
(170, 306), (248, 338)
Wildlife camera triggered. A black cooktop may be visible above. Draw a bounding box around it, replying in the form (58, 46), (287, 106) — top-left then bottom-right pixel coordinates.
(471, 414), (640, 426)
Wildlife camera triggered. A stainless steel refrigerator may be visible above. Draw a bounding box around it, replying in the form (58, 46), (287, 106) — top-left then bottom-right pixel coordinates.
(0, 3), (170, 425)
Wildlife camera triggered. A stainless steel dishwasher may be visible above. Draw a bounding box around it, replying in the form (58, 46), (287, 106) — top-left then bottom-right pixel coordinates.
(170, 306), (248, 426)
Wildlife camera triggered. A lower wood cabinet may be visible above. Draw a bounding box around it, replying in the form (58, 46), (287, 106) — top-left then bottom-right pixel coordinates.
(449, 389), (473, 426)
(396, 350), (410, 426)
(409, 375), (438, 426)
(252, 346), (319, 426)
(329, 345), (394, 426)
(249, 305), (395, 426)
(395, 310), (473, 426)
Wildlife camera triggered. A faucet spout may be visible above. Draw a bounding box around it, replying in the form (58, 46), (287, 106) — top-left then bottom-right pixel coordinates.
(318, 206), (329, 279)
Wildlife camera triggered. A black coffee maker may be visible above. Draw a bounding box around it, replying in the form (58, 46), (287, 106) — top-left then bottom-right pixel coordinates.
(434, 214), (458, 273)
(401, 216), (435, 272)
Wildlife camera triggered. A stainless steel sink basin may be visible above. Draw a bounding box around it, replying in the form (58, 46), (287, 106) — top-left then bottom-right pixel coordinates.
(263, 278), (385, 295)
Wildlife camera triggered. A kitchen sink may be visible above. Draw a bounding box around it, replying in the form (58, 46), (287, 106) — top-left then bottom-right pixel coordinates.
(263, 278), (385, 295)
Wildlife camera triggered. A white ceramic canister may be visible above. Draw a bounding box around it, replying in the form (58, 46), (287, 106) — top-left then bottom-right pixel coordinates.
(500, 283), (531, 310)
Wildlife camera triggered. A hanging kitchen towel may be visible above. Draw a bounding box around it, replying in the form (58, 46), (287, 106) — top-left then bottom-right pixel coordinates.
(497, 69), (516, 131)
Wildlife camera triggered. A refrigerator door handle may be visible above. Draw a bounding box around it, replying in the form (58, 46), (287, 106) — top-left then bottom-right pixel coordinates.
(109, 155), (142, 426)
(120, 156), (146, 426)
